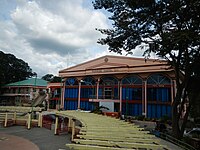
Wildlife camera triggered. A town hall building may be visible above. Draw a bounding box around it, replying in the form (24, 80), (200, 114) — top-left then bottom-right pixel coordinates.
(59, 55), (175, 118)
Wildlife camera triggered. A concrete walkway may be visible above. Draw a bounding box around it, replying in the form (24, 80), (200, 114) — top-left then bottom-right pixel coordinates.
(0, 126), (71, 150)
(0, 133), (39, 150)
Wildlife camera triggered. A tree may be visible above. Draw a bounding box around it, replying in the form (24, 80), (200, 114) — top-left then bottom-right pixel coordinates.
(188, 58), (200, 119)
(41, 74), (54, 81)
(93, 0), (200, 139)
(42, 74), (61, 83)
(0, 51), (33, 85)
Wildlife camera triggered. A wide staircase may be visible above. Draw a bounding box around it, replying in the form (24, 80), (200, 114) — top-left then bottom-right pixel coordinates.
(56, 111), (170, 150)
(0, 113), (5, 126)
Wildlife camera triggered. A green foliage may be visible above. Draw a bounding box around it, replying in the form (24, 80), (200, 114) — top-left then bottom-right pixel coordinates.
(41, 74), (61, 83)
(0, 51), (33, 85)
(93, 0), (200, 59)
(135, 115), (145, 121)
(93, 0), (200, 139)
(41, 74), (54, 81)
(91, 105), (109, 114)
(160, 115), (170, 123)
(188, 59), (200, 119)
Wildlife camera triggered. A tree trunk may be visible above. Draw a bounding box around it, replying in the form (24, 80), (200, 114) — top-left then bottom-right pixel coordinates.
(172, 87), (191, 139)
(180, 104), (191, 136)
(172, 101), (182, 139)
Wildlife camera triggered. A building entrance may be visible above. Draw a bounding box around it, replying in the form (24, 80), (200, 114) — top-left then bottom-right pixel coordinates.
(104, 87), (112, 99)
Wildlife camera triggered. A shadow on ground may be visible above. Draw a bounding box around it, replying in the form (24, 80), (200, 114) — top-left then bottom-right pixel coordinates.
(0, 126), (71, 150)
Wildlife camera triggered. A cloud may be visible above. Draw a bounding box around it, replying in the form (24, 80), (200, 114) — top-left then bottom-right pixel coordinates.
(10, 0), (108, 55)
(0, 0), (148, 78)
(0, 0), (110, 77)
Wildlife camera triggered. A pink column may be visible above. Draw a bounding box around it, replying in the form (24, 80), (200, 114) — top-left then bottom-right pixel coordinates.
(61, 80), (65, 109)
(171, 79), (174, 103)
(60, 83), (63, 108)
(144, 80), (147, 117)
(173, 80), (177, 100)
(78, 81), (81, 109)
(96, 79), (99, 100)
(142, 81), (144, 115)
(119, 82), (122, 113)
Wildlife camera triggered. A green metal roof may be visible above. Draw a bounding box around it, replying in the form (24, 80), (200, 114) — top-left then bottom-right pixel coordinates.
(5, 78), (48, 87)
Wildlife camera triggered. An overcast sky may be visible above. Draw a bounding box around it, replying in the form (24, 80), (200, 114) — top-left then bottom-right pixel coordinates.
(0, 0), (145, 78)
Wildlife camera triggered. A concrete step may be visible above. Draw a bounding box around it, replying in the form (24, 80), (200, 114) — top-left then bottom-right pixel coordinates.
(0, 113), (5, 125)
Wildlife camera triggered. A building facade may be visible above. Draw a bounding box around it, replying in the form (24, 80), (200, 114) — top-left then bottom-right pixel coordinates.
(47, 82), (63, 109)
(59, 55), (176, 118)
(0, 78), (47, 106)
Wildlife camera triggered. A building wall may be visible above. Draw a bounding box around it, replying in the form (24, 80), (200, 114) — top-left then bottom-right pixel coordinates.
(63, 73), (174, 118)
(0, 86), (46, 106)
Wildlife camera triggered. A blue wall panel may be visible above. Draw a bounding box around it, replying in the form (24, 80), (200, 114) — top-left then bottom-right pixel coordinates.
(65, 89), (69, 98)
(80, 101), (93, 111)
(162, 105), (167, 116)
(114, 88), (118, 99)
(147, 88), (171, 102)
(157, 105), (161, 118)
(134, 104), (138, 115)
(167, 106), (172, 117)
(73, 89), (75, 98)
(121, 103), (143, 116)
(81, 88), (93, 98)
(64, 100), (77, 110)
(128, 88), (132, 100)
(152, 105), (156, 118)
(99, 88), (103, 99)
(64, 100), (94, 110)
(65, 88), (78, 98)
(128, 104), (132, 116)
(122, 103), (126, 115)
(139, 104), (142, 115)
(147, 104), (171, 118)
(122, 87), (142, 101)
(122, 88), (125, 100)
(147, 104), (152, 118)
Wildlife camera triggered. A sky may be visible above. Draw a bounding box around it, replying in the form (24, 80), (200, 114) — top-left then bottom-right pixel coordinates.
(0, 0), (145, 78)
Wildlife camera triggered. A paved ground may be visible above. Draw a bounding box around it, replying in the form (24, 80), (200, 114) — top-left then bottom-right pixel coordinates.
(0, 126), (71, 150)
(0, 124), (182, 150)
(0, 115), (182, 150)
(0, 132), (39, 150)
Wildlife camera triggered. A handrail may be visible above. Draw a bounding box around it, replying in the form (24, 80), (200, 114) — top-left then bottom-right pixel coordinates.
(0, 106), (43, 113)
(157, 132), (196, 150)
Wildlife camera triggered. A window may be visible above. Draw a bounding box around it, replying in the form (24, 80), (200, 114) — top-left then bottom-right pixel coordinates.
(147, 74), (171, 85)
(104, 87), (112, 99)
(81, 76), (96, 98)
(147, 74), (171, 102)
(122, 75), (142, 101)
(122, 75), (142, 85)
(66, 78), (78, 85)
(100, 76), (118, 99)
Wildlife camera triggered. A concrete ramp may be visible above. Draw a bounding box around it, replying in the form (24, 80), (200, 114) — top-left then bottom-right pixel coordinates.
(32, 94), (46, 107)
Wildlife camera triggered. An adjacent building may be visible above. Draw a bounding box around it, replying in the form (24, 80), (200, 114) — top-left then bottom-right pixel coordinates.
(59, 55), (176, 118)
(47, 82), (63, 109)
(0, 78), (47, 106)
